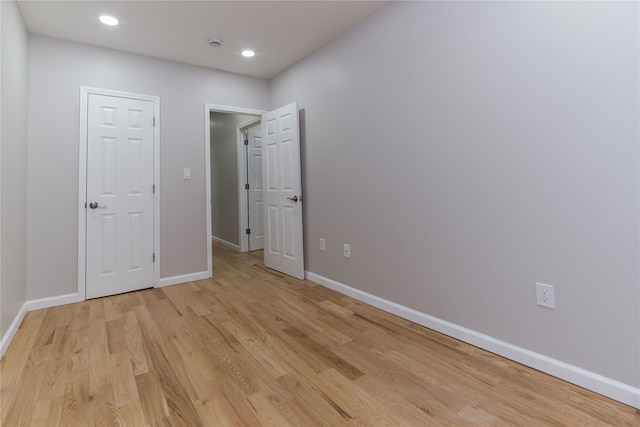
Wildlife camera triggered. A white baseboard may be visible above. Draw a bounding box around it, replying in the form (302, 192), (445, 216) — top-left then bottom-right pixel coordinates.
(211, 235), (239, 251)
(158, 270), (212, 288)
(0, 302), (28, 359)
(305, 271), (640, 410)
(26, 292), (82, 311)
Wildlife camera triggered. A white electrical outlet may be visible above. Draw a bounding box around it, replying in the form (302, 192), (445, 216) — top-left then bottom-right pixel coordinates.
(343, 244), (351, 258)
(536, 282), (555, 309)
(320, 238), (326, 251)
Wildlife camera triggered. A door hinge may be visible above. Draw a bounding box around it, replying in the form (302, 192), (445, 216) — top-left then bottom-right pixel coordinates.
(153, 117), (156, 127)
(246, 228), (251, 235)
(153, 253), (156, 262)
(245, 183), (250, 190)
(153, 184), (155, 194)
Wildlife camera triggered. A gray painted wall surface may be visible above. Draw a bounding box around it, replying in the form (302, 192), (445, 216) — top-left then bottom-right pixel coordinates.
(26, 36), (269, 300)
(270, 1), (639, 386)
(210, 112), (254, 246)
(1, 0), (28, 338)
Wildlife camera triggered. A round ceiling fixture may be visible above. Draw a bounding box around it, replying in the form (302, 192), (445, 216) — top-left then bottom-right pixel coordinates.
(241, 50), (255, 58)
(208, 38), (222, 47)
(99, 15), (119, 26)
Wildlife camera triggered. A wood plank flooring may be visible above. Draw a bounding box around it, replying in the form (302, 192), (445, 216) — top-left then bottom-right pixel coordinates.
(2, 242), (638, 426)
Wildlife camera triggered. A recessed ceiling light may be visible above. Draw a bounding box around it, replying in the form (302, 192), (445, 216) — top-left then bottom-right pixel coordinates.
(99, 15), (119, 26)
(241, 50), (255, 58)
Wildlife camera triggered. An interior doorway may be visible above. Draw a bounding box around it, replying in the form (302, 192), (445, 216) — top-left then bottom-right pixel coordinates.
(204, 102), (305, 280)
(205, 104), (264, 257)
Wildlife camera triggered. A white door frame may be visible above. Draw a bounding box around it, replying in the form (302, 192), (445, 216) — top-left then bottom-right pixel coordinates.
(205, 104), (265, 256)
(237, 117), (261, 252)
(78, 87), (161, 300)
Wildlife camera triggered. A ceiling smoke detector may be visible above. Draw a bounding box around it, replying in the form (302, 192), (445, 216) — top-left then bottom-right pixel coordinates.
(208, 38), (222, 47)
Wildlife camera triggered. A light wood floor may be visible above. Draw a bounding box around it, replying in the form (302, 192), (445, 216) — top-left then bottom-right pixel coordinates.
(2, 243), (638, 426)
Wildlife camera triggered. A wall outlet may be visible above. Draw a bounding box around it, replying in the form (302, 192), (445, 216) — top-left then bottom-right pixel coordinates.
(320, 238), (326, 252)
(343, 244), (351, 258)
(536, 282), (555, 309)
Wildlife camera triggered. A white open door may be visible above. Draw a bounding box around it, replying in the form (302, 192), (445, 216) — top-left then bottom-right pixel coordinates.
(85, 93), (156, 299)
(247, 125), (264, 251)
(262, 103), (304, 279)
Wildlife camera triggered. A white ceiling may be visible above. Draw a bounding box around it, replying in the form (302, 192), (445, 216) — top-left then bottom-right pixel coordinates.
(17, 0), (390, 79)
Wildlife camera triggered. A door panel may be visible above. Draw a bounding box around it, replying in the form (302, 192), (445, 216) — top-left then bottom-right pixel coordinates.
(267, 142), (278, 190)
(283, 206), (295, 258)
(268, 205), (279, 254)
(261, 103), (304, 279)
(86, 94), (155, 299)
(99, 214), (117, 274)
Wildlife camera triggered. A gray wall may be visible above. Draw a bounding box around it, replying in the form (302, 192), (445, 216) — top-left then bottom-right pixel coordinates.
(270, 1), (639, 387)
(26, 36), (269, 300)
(210, 112), (254, 245)
(0, 0), (29, 338)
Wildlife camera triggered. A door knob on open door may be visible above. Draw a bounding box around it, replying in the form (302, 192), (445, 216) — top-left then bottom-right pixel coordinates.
(89, 201), (106, 209)
(286, 196), (300, 203)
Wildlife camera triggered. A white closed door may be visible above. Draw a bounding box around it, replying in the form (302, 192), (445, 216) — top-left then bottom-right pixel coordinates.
(86, 94), (155, 299)
(247, 125), (264, 251)
(262, 102), (304, 279)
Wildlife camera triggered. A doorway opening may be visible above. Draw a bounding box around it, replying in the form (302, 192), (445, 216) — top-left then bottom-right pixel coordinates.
(206, 105), (264, 256)
(204, 102), (305, 280)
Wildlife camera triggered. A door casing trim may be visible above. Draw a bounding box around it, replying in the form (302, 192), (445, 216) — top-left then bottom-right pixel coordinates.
(78, 87), (161, 301)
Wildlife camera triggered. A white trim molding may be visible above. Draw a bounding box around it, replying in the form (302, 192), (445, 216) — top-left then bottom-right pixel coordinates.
(0, 303), (28, 358)
(26, 293), (83, 311)
(211, 235), (240, 251)
(305, 271), (640, 410)
(157, 271), (212, 288)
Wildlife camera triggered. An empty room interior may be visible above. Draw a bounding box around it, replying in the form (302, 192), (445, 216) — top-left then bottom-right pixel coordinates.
(1, 1), (639, 425)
